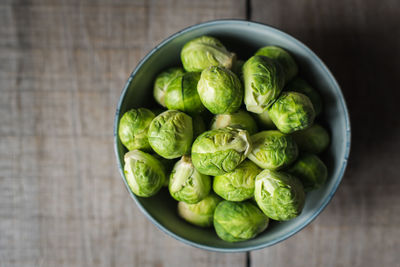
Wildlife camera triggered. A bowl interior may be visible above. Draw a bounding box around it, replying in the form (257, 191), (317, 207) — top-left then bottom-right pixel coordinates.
(114, 20), (350, 252)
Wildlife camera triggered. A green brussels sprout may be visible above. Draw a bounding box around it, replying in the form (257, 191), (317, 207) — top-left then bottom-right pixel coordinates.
(214, 200), (269, 242)
(178, 193), (222, 227)
(248, 130), (298, 170)
(243, 55), (285, 113)
(118, 108), (155, 151)
(285, 77), (323, 115)
(197, 66), (243, 114)
(292, 124), (330, 154)
(169, 155), (211, 204)
(181, 35), (236, 72)
(268, 91), (316, 134)
(148, 110), (193, 159)
(254, 110), (276, 130)
(288, 153), (328, 192)
(192, 114), (206, 138)
(213, 160), (261, 202)
(231, 59), (245, 80)
(210, 110), (258, 135)
(153, 67), (185, 107)
(124, 150), (166, 197)
(192, 127), (252, 176)
(254, 169), (305, 221)
(255, 46), (298, 83)
(165, 72), (205, 114)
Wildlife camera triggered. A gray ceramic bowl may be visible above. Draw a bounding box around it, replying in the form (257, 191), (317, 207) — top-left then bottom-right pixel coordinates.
(114, 20), (351, 252)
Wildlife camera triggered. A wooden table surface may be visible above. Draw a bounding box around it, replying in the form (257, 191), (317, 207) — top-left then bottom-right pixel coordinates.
(1, 0), (399, 266)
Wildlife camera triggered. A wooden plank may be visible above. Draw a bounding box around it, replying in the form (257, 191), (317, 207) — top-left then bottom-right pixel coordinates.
(0, 1), (247, 267)
(250, 0), (400, 266)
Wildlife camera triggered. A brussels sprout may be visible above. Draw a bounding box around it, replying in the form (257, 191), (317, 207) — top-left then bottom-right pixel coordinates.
(178, 193), (222, 227)
(292, 124), (330, 154)
(165, 72), (205, 114)
(214, 201), (269, 242)
(248, 130), (298, 170)
(210, 110), (258, 135)
(148, 110), (193, 159)
(192, 127), (252, 176)
(254, 169), (305, 221)
(231, 59), (245, 80)
(197, 66), (243, 114)
(255, 46), (298, 83)
(123, 150), (166, 197)
(181, 36), (236, 72)
(153, 67), (185, 107)
(285, 77), (323, 115)
(213, 160), (261, 202)
(169, 155), (211, 204)
(118, 108), (155, 151)
(192, 114), (206, 138)
(243, 55), (285, 113)
(288, 153), (328, 192)
(254, 110), (276, 130)
(268, 91), (315, 134)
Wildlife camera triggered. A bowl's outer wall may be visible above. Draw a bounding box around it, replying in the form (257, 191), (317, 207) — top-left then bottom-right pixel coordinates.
(114, 20), (350, 252)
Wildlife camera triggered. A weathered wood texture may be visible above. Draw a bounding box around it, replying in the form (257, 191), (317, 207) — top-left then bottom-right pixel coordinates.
(0, 1), (246, 267)
(1, 0), (400, 267)
(250, 0), (400, 266)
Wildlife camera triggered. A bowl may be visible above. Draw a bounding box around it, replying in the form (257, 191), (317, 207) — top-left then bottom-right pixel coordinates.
(113, 19), (351, 252)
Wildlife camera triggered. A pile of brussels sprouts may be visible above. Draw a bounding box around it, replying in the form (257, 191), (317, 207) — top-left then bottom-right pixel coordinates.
(119, 36), (330, 242)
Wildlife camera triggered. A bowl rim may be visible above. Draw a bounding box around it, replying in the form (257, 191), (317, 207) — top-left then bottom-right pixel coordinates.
(113, 19), (351, 252)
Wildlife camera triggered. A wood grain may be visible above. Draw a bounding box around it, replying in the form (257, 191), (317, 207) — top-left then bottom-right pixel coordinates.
(0, 1), (246, 266)
(250, 1), (400, 266)
(1, 1), (399, 266)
